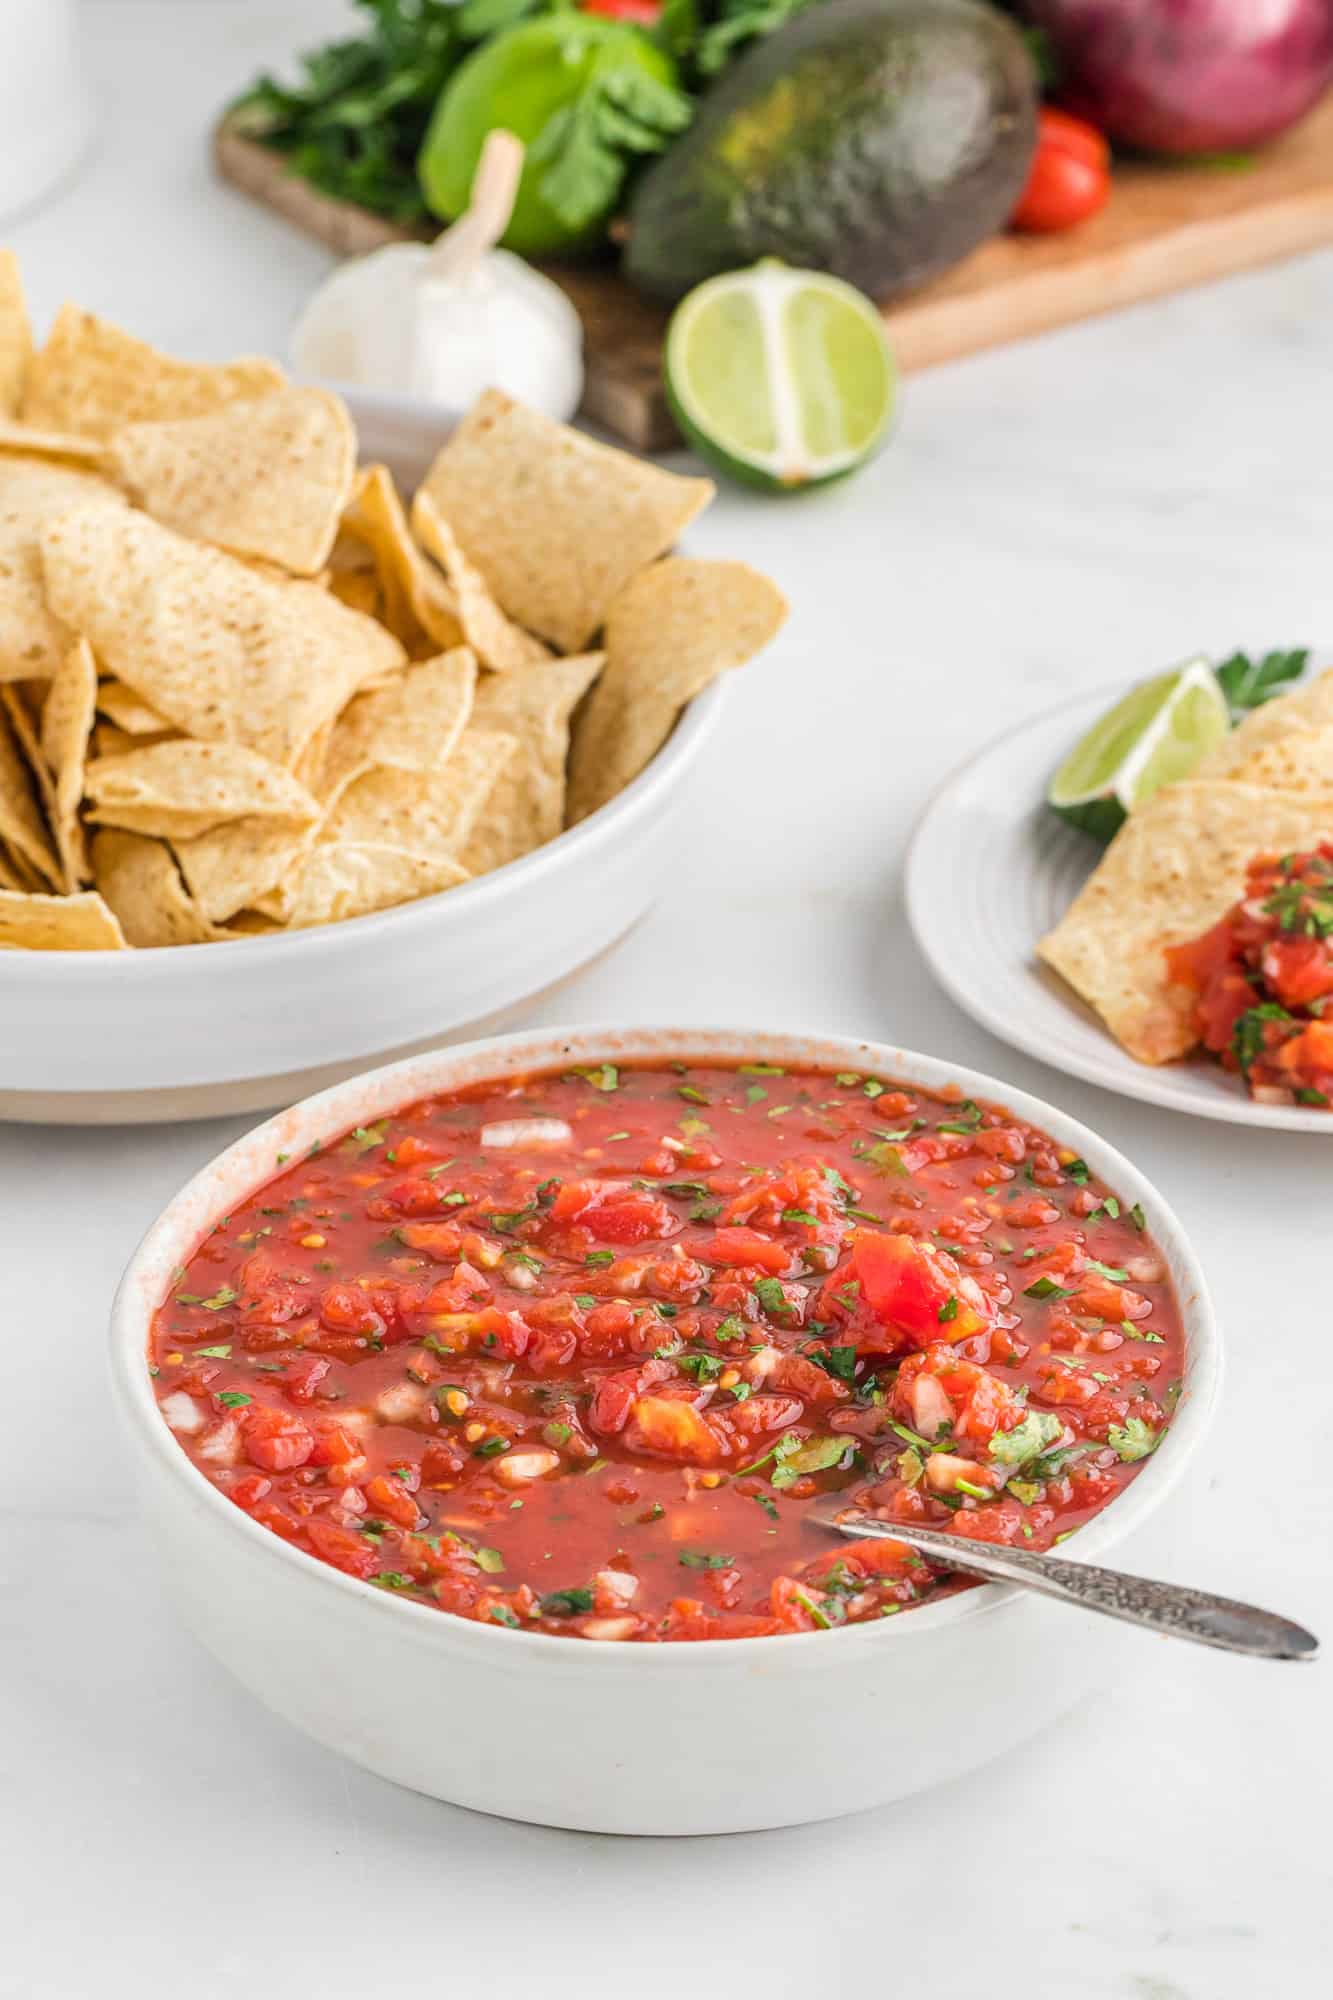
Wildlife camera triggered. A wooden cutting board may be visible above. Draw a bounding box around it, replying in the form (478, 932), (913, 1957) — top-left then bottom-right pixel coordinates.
(216, 98), (1333, 453)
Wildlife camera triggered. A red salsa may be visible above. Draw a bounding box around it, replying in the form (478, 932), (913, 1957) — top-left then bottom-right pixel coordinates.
(1167, 843), (1333, 1106)
(150, 1063), (1184, 1641)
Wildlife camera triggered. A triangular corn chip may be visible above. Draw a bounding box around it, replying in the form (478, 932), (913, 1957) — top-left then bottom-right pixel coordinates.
(284, 842), (470, 930)
(22, 305), (285, 438)
(1037, 781), (1333, 1064)
(567, 557), (786, 823)
(416, 390), (714, 652)
(41, 505), (403, 766)
(341, 464), (462, 653)
(0, 251), (32, 417)
(91, 828), (217, 947)
(174, 816), (320, 925)
(107, 387), (356, 576)
(0, 457), (125, 681)
(84, 738), (321, 840)
(0, 885), (126, 950)
(323, 727), (517, 863)
(319, 647), (476, 806)
(463, 651), (604, 873)
(0, 696), (59, 886)
(410, 492), (550, 673)
(38, 637), (97, 888)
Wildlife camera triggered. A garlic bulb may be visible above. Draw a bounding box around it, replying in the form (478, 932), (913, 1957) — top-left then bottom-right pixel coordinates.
(290, 130), (583, 422)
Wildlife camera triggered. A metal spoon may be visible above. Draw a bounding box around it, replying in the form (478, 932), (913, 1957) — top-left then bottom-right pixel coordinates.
(807, 1501), (1319, 1662)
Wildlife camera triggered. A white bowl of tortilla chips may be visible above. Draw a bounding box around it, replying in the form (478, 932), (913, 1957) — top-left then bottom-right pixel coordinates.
(0, 260), (786, 1122)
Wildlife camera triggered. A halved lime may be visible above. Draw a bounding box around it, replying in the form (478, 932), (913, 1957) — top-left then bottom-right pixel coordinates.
(663, 260), (896, 490)
(1048, 657), (1231, 840)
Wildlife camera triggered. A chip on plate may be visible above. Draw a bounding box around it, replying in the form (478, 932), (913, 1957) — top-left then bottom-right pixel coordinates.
(567, 557), (787, 823)
(174, 814), (320, 925)
(1037, 780), (1333, 1063)
(417, 389), (714, 652)
(21, 305), (286, 438)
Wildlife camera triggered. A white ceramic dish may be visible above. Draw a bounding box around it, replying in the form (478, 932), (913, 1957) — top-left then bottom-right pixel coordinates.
(907, 683), (1333, 1131)
(0, 681), (724, 1124)
(110, 1024), (1219, 1836)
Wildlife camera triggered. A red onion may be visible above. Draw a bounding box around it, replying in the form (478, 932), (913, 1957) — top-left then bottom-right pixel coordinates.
(1025, 0), (1333, 154)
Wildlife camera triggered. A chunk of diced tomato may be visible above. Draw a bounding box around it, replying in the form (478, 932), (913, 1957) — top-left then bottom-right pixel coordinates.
(548, 1179), (677, 1244)
(242, 1403), (314, 1471)
(849, 1231), (991, 1345)
(704, 1227), (790, 1274)
(305, 1516), (379, 1578)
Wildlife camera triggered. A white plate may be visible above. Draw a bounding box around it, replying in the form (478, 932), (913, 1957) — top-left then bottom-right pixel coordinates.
(906, 683), (1333, 1131)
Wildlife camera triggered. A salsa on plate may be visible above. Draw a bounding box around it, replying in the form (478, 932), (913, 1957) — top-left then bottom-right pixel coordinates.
(150, 1062), (1184, 1641)
(1167, 843), (1333, 1106)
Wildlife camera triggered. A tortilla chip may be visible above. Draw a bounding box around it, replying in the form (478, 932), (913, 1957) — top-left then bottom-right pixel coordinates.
(284, 841), (470, 929)
(417, 390), (714, 652)
(463, 651), (604, 873)
(0, 456), (125, 680)
(0, 417), (104, 465)
(0, 886), (127, 950)
(107, 387), (356, 576)
(322, 727), (517, 870)
(174, 816), (319, 925)
(567, 557), (787, 823)
(0, 698), (59, 886)
(91, 827), (217, 947)
(410, 492), (550, 673)
(96, 679), (173, 735)
(342, 464), (462, 653)
(319, 647), (477, 806)
(327, 566), (383, 621)
(21, 305), (286, 439)
(38, 637), (97, 888)
(41, 504), (403, 766)
(84, 738), (321, 840)
(0, 252), (32, 416)
(1037, 781), (1333, 1064)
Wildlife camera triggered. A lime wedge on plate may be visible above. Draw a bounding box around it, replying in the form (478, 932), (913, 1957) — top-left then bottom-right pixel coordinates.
(1048, 657), (1231, 841)
(664, 260), (895, 490)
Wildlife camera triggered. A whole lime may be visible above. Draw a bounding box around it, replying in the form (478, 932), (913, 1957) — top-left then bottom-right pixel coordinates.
(420, 16), (680, 259)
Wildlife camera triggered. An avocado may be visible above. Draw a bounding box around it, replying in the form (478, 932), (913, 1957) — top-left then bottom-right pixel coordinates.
(626, 0), (1038, 303)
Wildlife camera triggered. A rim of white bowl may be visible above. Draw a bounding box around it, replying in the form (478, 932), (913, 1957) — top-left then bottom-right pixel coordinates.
(110, 1025), (1221, 1668)
(8, 678), (725, 972)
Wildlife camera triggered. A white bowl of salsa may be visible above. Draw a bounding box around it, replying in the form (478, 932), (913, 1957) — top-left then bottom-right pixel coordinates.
(110, 1026), (1219, 1834)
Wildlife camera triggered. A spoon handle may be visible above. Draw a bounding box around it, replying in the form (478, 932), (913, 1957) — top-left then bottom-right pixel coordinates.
(813, 1508), (1318, 1661)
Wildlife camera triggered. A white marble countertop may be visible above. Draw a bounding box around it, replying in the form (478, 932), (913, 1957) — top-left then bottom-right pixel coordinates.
(3, 5), (1331, 1995)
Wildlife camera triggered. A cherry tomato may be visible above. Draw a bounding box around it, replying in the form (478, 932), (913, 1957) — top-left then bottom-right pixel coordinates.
(1011, 106), (1111, 233)
(581, 0), (662, 19)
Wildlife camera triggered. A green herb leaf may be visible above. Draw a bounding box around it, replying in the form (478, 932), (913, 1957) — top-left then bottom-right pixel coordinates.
(1214, 646), (1308, 718)
(678, 1549), (735, 1570)
(771, 1435), (849, 1488)
(1108, 1417), (1160, 1463)
(753, 1277), (793, 1317)
(573, 1063), (619, 1092)
(987, 1411), (1064, 1466)
(1024, 1277), (1071, 1301)
(540, 1587), (595, 1615)
(474, 1546), (505, 1574)
(175, 1285), (239, 1311)
(215, 1390), (252, 1409)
